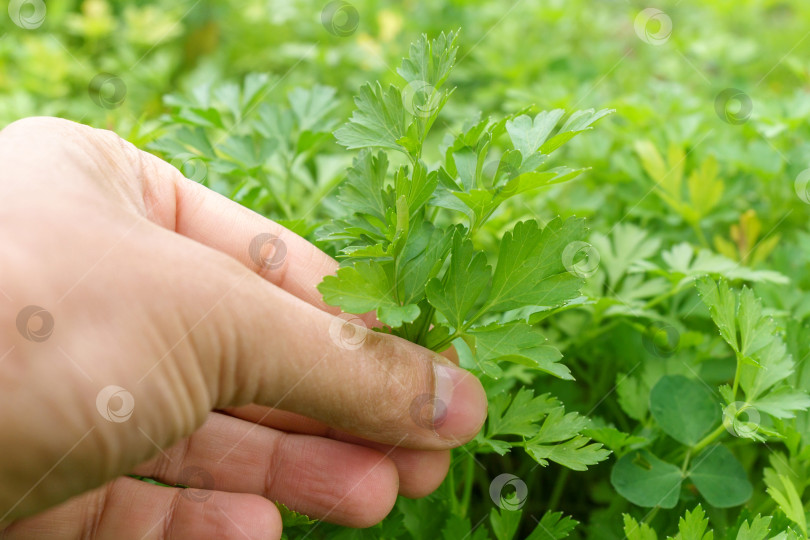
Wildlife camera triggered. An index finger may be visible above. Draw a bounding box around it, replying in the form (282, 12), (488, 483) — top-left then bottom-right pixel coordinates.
(141, 151), (341, 313)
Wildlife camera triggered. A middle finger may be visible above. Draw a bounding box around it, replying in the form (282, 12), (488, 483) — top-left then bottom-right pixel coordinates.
(222, 404), (451, 498)
(132, 412), (405, 527)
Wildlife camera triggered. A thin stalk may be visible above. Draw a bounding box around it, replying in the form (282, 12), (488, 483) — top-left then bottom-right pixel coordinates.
(731, 352), (743, 398)
(643, 286), (683, 311)
(680, 449), (691, 474)
(419, 258), (454, 348)
(691, 424), (727, 455)
(415, 304), (435, 347)
(547, 468), (569, 511)
(687, 344), (740, 455)
(458, 452), (475, 516)
(447, 457), (458, 514)
(431, 330), (462, 352)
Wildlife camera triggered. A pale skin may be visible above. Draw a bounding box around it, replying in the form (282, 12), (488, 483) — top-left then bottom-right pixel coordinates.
(0, 117), (488, 539)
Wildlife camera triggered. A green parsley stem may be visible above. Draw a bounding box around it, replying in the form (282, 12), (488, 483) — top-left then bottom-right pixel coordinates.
(458, 451), (475, 516)
(691, 424), (727, 455)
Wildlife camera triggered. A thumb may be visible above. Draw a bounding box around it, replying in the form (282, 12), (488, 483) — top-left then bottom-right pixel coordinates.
(164, 257), (489, 450)
(107, 132), (489, 451)
(250, 282), (487, 448)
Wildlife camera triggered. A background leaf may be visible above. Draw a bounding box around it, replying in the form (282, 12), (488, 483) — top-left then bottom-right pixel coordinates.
(689, 445), (753, 508)
(611, 450), (683, 509)
(649, 375), (720, 446)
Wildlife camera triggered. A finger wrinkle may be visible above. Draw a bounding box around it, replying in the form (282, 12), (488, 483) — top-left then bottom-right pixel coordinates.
(172, 177), (210, 237)
(161, 490), (184, 540)
(262, 430), (288, 503)
(81, 482), (112, 540)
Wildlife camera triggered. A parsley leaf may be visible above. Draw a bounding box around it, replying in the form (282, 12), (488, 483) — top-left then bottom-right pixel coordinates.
(527, 434), (610, 471)
(485, 218), (586, 313)
(697, 278), (807, 409)
(467, 323), (570, 379)
(505, 109), (565, 160)
(334, 82), (409, 152)
(485, 388), (558, 440)
(671, 505), (713, 540)
(525, 511), (578, 540)
(734, 515), (772, 540)
(397, 30), (459, 89)
(336, 150), (392, 222)
(426, 231), (491, 329)
(319, 260), (420, 327)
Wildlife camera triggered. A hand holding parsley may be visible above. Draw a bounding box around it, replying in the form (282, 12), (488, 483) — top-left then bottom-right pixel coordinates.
(0, 117), (487, 539)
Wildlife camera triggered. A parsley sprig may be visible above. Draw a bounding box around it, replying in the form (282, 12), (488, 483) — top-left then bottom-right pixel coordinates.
(317, 31), (613, 472)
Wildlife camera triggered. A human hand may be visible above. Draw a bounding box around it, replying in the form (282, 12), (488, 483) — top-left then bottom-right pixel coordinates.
(0, 118), (487, 539)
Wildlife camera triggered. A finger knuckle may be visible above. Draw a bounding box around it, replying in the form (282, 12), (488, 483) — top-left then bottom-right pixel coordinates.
(361, 334), (433, 428)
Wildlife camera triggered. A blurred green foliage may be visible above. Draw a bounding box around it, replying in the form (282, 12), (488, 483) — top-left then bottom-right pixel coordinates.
(3, 0), (810, 538)
(4, 0), (810, 231)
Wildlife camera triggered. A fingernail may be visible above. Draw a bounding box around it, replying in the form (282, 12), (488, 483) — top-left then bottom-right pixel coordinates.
(431, 362), (488, 442)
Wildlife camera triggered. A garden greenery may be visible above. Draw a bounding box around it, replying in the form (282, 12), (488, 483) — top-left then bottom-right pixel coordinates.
(7, 1), (810, 538)
(155, 31), (810, 539)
